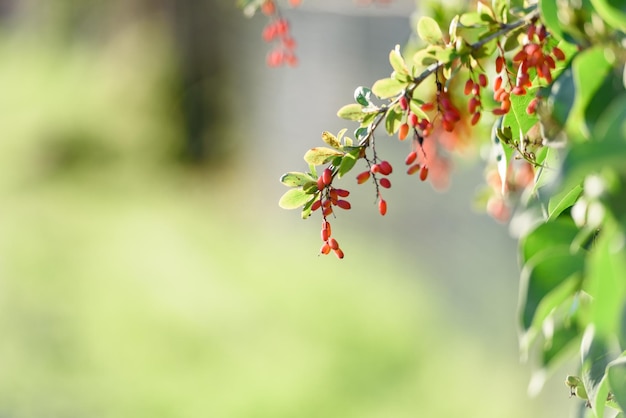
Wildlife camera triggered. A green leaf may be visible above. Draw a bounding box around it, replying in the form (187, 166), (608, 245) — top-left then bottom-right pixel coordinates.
(502, 89), (539, 142)
(303, 147), (344, 165)
(389, 45), (409, 75)
(492, 0), (509, 21)
(385, 107), (402, 135)
(338, 148), (360, 178)
(280, 172), (315, 187)
(279, 188), (314, 210)
(354, 86), (372, 107)
(586, 220), (626, 339)
(518, 244), (584, 332)
(417, 16), (444, 45)
(569, 46), (613, 137)
(409, 99), (429, 121)
(581, 329), (619, 417)
(548, 184), (583, 220)
(520, 216), (580, 264)
(559, 140), (626, 195)
(539, 0), (577, 43)
(590, 0), (626, 32)
(371, 77), (406, 99)
(321, 131), (342, 149)
(608, 356), (626, 413)
(337, 103), (368, 121)
(541, 316), (581, 369)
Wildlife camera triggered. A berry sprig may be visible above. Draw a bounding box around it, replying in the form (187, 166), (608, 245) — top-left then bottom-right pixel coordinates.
(259, 0), (300, 67)
(279, 4), (578, 254)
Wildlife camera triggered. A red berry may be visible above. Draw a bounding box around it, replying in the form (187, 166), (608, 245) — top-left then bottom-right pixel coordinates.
(378, 199), (387, 216)
(405, 151), (418, 165)
(320, 242), (331, 255)
(329, 238), (339, 250)
(335, 189), (350, 197)
(399, 96), (409, 111)
(552, 46), (566, 61)
(398, 123), (410, 141)
(379, 178), (391, 188)
(317, 176), (325, 191)
(322, 206), (333, 217)
(419, 165), (429, 181)
(322, 168), (332, 186)
(378, 161), (393, 175)
(289, 0), (301, 6)
(526, 97), (539, 115)
(261, 0), (276, 16)
(468, 97), (481, 114)
(356, 171), (370, 184)
(478, 73), (488, 88)
(371, 164), (381, 174)
(311, 199), (322, 211)
(334, 248), (345, 259)
(321, 228), (330, 242)
(494, 76), (503, 91)
(408, 112), (418, 127)
(493, 108), (508, 116)
(421, 102), (434, 112)
(495, 56), (504, 73)
(336, 200), (351, 210)
(407, 163), (421, 175)
(442, 119), (455, 132)
(464, 79), (474, 95)
(471, 112), (481, 126)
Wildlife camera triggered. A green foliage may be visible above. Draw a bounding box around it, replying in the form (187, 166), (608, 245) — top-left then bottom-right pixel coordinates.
(249, 0), (626, 415)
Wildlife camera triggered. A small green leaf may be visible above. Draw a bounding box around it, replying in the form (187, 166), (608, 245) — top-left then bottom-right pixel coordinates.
(417, 16), (444, 45)
(338, 148), (360, 178)
(279, 188), (313, 210)
(385, 107), (402, 135)
(608, 356), (626, 413)
(300, 195), (317, 219)
(409, 99), (429, 121)
(280, 172), (315, 187)
(354, 86), (372, 106)
(548, 184), (583, 220)
(321, 131), (342, 149)
(372, 77), (406, 99)
(520, 216), (580, 264)
(337, 103), (368, 121)
(303, 147), (344, 165)
(389, 45), (409, 75)
(518, 247), (585, 331)
(492, 0), (509, 21)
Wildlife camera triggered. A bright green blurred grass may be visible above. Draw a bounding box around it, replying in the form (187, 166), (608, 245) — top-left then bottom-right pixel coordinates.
(0, 20), (568, 418)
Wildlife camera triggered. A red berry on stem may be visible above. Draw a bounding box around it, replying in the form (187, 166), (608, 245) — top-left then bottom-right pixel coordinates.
(495, 56), (504, 73)
(379, 178), (391, 188)
(311, 199), (322, 211)
(336, 200), (351, 210)
(552, 46), (565, 61)
(335, 189), (349, 198)
(356, 171), (370, 184)
(478, 73), (488, 88)
(371, 164), (381, 174)
(378, 198), (387, 216)
(334, 248), (345, 259)
(320, 242), (331, 255)
(322, 168), (332, 186)
(378, 161), (393, 175)
(408, 112), (418, 127)
(329, 238), (339, 250)
(471, 112), (481, 126)
(399, 96), (409, 111)
(407, 163), (421, 175)
(398, 123), (409, 141)
(464, 79), (473, 95)
(405, 151), (418, 165)
(419, 165), (429, 181)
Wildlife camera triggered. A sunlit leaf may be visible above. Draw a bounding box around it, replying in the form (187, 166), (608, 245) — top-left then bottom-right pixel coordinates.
(354, 86), (372, 107)
(389, 45), (409, 75)
(590, 0), (626, 32)
(548, 184), (583, 220)
(280, 172), (315, 187)
(520, 216), (580, 264)
(337, 103), (368, 121)
(608, 355), (626, 413)
(385, 107), (402, 135)
(372, 77), (406, 99)
(279, 188), (313, 210)
(303, 147), (344, 165)
(338, 148), (360, 178)
(321, 131), (342, 149)
(417, 16), (444, 45)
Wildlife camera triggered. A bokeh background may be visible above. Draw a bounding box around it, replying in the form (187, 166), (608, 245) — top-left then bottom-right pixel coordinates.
(0, 1), (579, 417)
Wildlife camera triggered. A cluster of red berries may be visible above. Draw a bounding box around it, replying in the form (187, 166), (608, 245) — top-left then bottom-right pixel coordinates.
(355, 160), (392, 216)
(311, 168), (352, 217)
(404, 150), (429, 181)
(464, 73), (488, 125)
(319, 220), (344, 259)
(492, 22), (566, 116)
(397, 96), (435, 140)
(260, 0), (299, 67)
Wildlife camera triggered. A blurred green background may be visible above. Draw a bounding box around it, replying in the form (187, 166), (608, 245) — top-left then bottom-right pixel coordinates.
(0, 1), (578, 417)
